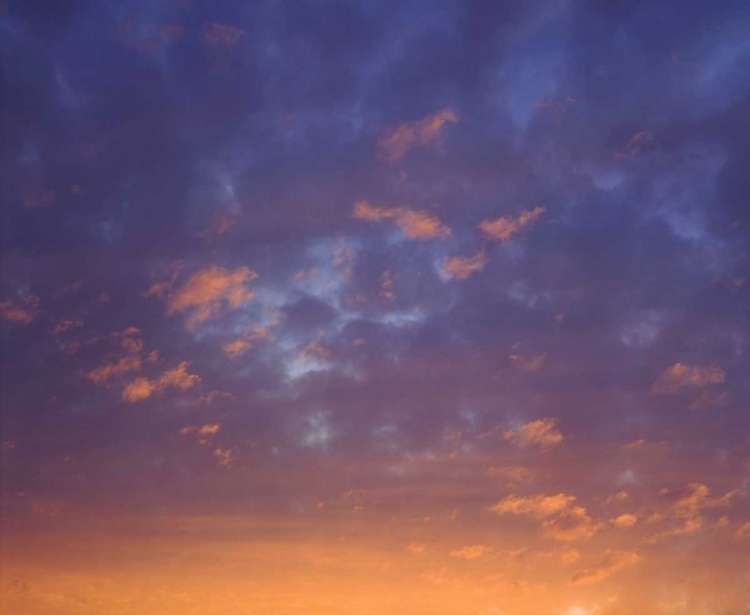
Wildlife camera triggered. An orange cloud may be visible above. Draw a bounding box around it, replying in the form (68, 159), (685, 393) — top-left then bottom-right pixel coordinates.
(377, 109), (458, 163)
(651, 362), (725, 394)
(503, 418), (563, 448)
(480, 207), (545, 243)
(52, 318), (84, 336)
(734, 522), (750, 539)
(441, 251), (487, 280)
(214, 448), (235, 469)
(353, 202), (450, 240)
(490, 494), (575, 518)
(569, 550), (641, 586)
(395, 210), (450, 240)
(611, 513), (638, 528)
(85, 355), (142, 383)
(0, 295), (41, 324)
(492, 493), (601, 542)
(542, 506), (602, 541)
(352, 200), (399, 221)
(406, 542), (426, 555)
(121, 362), (201, 403)
(647, 483), (738, 543)
(180, 423), (221, 437)
(222, 325), (275, 358)
(158, 361), (201, 390)
(162, 266), (258, 329)
(121, 377), (156, 403)
(450, 545), (492, 560)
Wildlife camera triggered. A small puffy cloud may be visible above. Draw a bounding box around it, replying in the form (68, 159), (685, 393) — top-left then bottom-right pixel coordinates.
(490, 494), (576, 518)
(222, 325), (275, 358)
(353, 200), (399, 221)
(611, 513), (638, 528)
(651, 363), (726, 394)
(450, 545), (492, 560)
(377, 109), (458, 163)
(441, 251), (487, 280)
(52, 318), (84, 336)
(734, 522), (750, 539)
(204, 23), (245, 48)
(153, 266), (258, 329)
(180, 424), (221, 438)
(480, 207), (545, 243)
(85, 355), (142, 383)
(504, 418), (563, 448)
(353, 202), (450, 240)
(158, 361), (201, 390)
(569, 550), (641, 586)
(395, 209), (451, 240)
(121, 361), (201, 403)
(0, 295), (41, 324)
(121, 377), (156, 403)
(542, 506), (602, 541)
(213, 448), (235, 469)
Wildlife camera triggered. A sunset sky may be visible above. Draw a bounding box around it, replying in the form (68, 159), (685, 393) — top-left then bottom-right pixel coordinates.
(2, 1), (750, 614)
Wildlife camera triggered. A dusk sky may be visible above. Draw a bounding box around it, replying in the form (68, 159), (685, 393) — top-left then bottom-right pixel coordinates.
(2, 1), (750, 614)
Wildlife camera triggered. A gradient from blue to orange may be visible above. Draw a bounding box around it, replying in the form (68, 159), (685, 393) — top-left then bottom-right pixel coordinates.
(2, 1), (750, 614)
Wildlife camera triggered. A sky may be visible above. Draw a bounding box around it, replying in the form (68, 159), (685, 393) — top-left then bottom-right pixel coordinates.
(1, 1), (750, 614)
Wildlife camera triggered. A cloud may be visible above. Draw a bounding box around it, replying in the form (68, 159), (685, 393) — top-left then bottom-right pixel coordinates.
(222, 325), (275, 358)
(490, 494), (576, 518)
(611, 513), (638, 528)
(406, 542), (426, 555)
(734, 522), (750, 539)
(480, 207), (545, 243)
(121, 361), (201, 403)
(491, 494), (601, 542)
(353, 201), (451, 240)
(441, 251), (487, 280)
(180, 423), (221, 437)
(450, 545), (492, 560)
(395, 210), (451, 240)
(0, 295), (41, 324)
(647, 483), (739, 542)
(651, 363), (726, 394)
(542, 506), (602, 541)
(52, 318), (84, 336)
(377, 109), (458, 163)
(504, 418), (563, 448)
(85, 355), (142, 383)
(352, 200), (399, 221)
(154, 266), (258, 329)
(569, 551), (641, 586)
(213, 448), (235, 469)
(121, 377), (156, 403)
